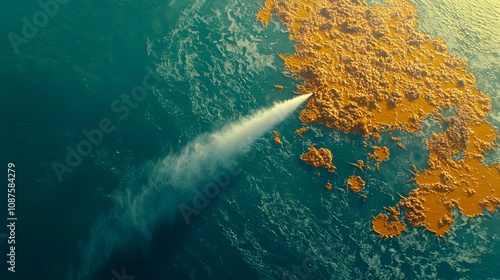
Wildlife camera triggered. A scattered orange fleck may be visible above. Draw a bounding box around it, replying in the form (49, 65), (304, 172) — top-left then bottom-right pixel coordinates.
(274, 84), (285, 90)
(347, 175), (366, 193)
(397, 142), (407, 150)
(273, 130), (282, 145)
(295, 127), (309, 137)
(348, 160), (366, 171)
(300, 144), (336, 172)
(326, 181), (333, 191)
(368, 146), (390, 162)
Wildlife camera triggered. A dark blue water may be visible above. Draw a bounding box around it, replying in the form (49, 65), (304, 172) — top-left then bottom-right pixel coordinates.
(1, 0), (499, 279)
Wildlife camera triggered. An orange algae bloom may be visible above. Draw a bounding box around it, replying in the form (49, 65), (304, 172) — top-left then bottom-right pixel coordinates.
(257, 0), (500, 238)
(368, 146), (390, 170)
(402, 157), (500, 236)
(295, 127), (309, 137)
(273, 130), (282, 145)
(300, 145), (336, 172)
(347, 176), (365, 193)
(255, 2), (273, 26)
(368, 146), (390, 162)
(372, 207), (408, 239)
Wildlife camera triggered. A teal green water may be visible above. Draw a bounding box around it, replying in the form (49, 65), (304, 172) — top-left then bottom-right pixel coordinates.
(1, 0), (499, 279)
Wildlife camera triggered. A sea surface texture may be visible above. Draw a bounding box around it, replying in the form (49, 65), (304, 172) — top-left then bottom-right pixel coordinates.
(0, 0), (499, 279)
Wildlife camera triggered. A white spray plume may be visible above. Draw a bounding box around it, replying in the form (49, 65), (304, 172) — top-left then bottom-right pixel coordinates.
(151, 93), (312, 188)
(75, 93), (312, 279)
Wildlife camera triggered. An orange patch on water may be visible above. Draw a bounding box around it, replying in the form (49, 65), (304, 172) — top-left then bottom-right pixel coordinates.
(347, 176), (366, 193)
(257, 0), (500, 238)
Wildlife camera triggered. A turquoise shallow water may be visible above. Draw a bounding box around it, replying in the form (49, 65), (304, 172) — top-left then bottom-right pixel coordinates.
(0, 0), (499, 279)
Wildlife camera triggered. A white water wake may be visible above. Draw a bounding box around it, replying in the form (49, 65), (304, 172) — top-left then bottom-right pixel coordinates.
(75, 93), (312, 279)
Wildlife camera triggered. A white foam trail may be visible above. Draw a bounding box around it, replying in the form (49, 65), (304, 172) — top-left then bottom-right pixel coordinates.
(75, 94), (311, 279)
(152, 93), (312, 188)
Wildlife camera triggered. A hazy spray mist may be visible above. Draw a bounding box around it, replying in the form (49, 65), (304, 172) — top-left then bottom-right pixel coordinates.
(74, 93), (312, 279)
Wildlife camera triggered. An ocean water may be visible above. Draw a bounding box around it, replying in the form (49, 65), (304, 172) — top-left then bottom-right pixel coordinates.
(0, 0), (499, 279)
